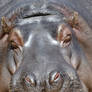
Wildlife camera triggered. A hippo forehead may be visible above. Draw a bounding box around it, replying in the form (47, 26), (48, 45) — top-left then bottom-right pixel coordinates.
(17, 15), (64, 43)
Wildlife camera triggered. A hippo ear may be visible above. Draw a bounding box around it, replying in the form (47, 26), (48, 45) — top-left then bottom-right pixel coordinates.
(7, 29), (23, 75)
(9, 29), (24, 49)
(0, 16), (14, 46)
(57, 24), (72, 48)
(0, 17), (23, 49)
(64, 11), (79, 29)
(0, 16), (14, 37)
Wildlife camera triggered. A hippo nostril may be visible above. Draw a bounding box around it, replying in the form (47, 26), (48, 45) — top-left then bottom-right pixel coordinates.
(24, 74), (36, 87)
(49, 72), (60, 84)
(54, 72), (60, 81)
(49, 71), (63, 85)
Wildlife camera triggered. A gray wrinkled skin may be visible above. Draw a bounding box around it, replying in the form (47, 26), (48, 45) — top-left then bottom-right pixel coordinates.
(9, 25), (83, 92)
(0, 0), (92, 92)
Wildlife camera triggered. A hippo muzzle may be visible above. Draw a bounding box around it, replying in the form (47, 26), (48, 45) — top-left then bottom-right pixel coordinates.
(10, 63), (83, 92)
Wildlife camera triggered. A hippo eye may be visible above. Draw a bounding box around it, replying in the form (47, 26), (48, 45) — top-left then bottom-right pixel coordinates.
(49, 71), (61, 84)
(25, 75), (36, 86)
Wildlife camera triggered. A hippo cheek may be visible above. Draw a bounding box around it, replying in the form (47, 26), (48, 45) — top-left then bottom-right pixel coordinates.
(7, 47), (23, 75)
(7, 28), (24, 75)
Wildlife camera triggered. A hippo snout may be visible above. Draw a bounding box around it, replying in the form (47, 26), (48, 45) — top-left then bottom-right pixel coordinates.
(24, 71), (63, 87)
(10, 70), (63, 91)
(10, 67), (83, 92)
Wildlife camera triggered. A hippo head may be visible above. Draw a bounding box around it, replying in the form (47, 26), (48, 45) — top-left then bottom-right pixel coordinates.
(0, 2), (83, 92)
(7, 14), (84, 92)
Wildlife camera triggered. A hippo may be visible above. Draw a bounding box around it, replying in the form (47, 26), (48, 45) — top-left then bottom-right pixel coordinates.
(0, 14), (84, 92)
(0, 0), (92, 92)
